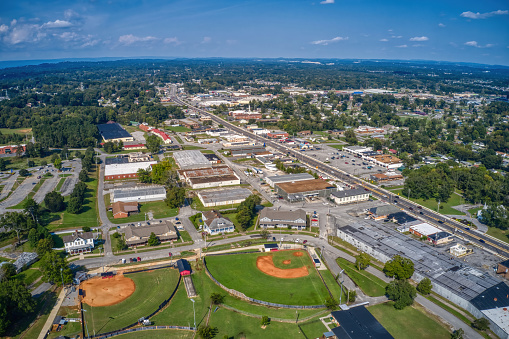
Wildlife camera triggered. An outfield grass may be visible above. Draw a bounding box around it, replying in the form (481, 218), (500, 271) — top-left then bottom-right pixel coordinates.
(205, 250), (331, 305)
(83, 268), (180, 335)
(104, 195), (178, 224)
(487, 227), (509, 244)
(368, 302), (451, 339)
(391, 189), (465, 215)
(337, 258), (387, 297)
(46, 169), (99, 231)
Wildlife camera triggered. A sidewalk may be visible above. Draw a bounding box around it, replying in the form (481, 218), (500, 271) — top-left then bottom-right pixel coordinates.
(38, 287), (67, 339)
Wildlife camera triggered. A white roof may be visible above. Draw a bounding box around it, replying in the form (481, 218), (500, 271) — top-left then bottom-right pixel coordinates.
(104, 161), (157, 176)
(173, 150), (210, 169)
(410, 223), (441, 236)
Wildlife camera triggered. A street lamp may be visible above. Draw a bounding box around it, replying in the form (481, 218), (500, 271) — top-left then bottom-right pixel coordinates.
(60, 267), (64, 290)
(190, 298), (196, 330)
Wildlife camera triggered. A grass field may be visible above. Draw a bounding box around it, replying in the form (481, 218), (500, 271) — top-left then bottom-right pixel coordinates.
(205, 250), (331, 305)
(83, 268), (180, 335)
(368, 302), (451, 339)
(104, 194), (178, 224)
(487, 227), (509, 244)
(15, 268), (43, 286)
(328, 145), (343, 150)
(390, 189), (465, 215)
(182, 145), (204, 150)
(166, 126), (191, 132)
(46, 168), (99, 231)
(337, 258), (387, 297)
(115, 329), (194, 338)
(55, 178), (66, 191)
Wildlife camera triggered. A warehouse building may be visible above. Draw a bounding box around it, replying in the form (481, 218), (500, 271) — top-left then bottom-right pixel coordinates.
(330, 306), (393, 339)
(197, 188), (252, 207)
(98, 122), (134, 142)
(178, 165), (240, 189)
(330, 188), (370, 205)
(230, 146), (267, 157)
(264, 173), (314, 188)
(111, 186), (166, 203)
(104, 161), (156, 180)
(173, 150), (211, 169)
(336, 220), (509, 339)
(275, 179), (337, 202)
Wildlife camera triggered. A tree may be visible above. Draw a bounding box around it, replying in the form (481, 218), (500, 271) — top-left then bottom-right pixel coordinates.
(325, 297), (338, 310)
(355, 253), (371, 270)
(0, 159), (6, 171)
(19, 168), (29, 176)
(54, 157), (62, 170)
(344, 129), (358, 145)
(165, 186), (186, 208)
(261, 315), (270, 326)
(210, 293), (225, 305)
(1, 212), (28, 245)
(15, 144), (24, 158)
(44, 191), (65, 212)
(385, 280), (416, 310)
(451, 328), (464, 339)
(116, 238), (127, 252)
(146, 134), (161, 153)
(348, 289), (357, 303)
(259, 228), (269, 238)
(137, 168), (152, 183)
(416, 277), (433, 295)
(67, 196), (83, 214)
(23, 198), (40, 222)
(197, 325), (218, 339)
(78, 169), (88, 182)
(472, 318), (490, 331)
(36, 238), (54, 256)
(40, 160), (47, 167)
(0, 279), (36, 335)
(39, 250), (72, 284)
(383, 255), (414, 280)
(147, 232), (160, 246)
(0, 263), (16, 281)
(82, 226), (91, 232)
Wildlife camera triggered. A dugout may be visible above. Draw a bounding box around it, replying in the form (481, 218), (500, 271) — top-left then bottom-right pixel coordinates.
(176, 259), (192, 276)
(263, 243), (279, 252)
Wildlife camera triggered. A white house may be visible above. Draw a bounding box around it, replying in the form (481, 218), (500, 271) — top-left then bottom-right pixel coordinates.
(202, 210), (235, 235)
(62, 231), (95, 255)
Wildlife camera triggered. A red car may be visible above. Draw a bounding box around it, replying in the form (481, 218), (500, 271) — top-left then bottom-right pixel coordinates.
(137, 257), (141, 262)
(345, 162), (349, 164)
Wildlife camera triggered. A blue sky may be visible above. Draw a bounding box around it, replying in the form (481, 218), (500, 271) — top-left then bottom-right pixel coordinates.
(0, 0), (508, 65)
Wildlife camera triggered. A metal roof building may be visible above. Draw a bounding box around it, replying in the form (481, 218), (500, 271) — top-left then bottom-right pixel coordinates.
(197, 188), (252, 207)
(173, 150), (211, 169)
(104, 161), (157, 180)
(97, 122), (134, 142)
(111, 186), (166, 203)
(265, 173), (314, 187)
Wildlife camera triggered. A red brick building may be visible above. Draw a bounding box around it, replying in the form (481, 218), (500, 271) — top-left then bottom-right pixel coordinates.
(0, 144), (26, 155)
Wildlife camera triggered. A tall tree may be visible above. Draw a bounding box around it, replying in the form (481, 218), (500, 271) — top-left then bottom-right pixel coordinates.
(385, 279), (416, 310)
(383, 255), (415, 280)
(0, 212), (27, 245)
(39, 250), (72, 284)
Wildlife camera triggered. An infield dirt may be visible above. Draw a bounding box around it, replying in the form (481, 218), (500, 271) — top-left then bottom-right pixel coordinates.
(81, 274), (136, 307)
(256, 255), (308, 278)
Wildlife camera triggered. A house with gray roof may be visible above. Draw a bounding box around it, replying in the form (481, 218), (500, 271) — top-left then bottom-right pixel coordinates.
(259, 208), (307, 230)
(202, 210), (235, 235)
(368, 205), (401, 220)
(124, 222), (178, 247)
(331, 188), (370, 205)
(63, 231), (95, 255)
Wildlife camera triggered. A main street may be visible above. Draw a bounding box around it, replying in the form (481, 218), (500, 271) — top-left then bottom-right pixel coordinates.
(171, 89), (509, 259)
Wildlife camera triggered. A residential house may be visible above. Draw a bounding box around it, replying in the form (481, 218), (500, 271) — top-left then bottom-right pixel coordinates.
(202, 210), (235, 235)
(108, 201), (139, 219)
(63, 231), (95, 255)
(259, 208), (307, 230)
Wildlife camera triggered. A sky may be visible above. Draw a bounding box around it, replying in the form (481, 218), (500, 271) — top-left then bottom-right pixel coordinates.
(0, 0), (508, 65)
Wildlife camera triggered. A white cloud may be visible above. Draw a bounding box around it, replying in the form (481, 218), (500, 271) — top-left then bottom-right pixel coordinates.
(465, 41), (479, 47)
(438, 23), (446, 27)
(391, 35), (402, 39)
(461, 10), (508, 19)
(42, 20), (72, 28)
(311, 36), (348, 45)
(64, 9), (79, 20)
(163, 37), (181, 45)
(0, 24), (8, 33)
(118, 34), (157, 45)
(320, 0), (334, 4)
(396, 44), (408, 48)
(10, 19), (17, 26)
(56, 31), (78, 41)
(201, 36), (211, 43)
(379, 38), (388, 42)
(409, 36), (429, 41)
(412, 44), (424, 47)
(4, 24), (40, 44)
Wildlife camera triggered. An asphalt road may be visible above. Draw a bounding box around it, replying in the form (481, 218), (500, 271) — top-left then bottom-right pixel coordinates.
(171, 92), (509, 260)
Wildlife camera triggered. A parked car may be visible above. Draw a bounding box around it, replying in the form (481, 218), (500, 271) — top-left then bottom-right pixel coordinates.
(303, 240), (308, 244)
(137, 257), (141, 262)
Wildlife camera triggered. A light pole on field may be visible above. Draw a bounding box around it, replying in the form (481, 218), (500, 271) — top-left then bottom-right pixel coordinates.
(190, 298), (196, 330)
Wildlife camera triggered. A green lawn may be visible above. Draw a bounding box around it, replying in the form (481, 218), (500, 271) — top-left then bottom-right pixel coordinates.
(336, 258), (387, 297)
(328, 145), (343, 150)
(467, 206), (483, 216)
(487, 227), (509, 244)
(46, 168), (99, 231)
(115, 329), (194, 338)
(368, 302), (451, 339)
(205, 250), (331, 305)
(182, 145), (204, 150)
(15, 268), (43, 286)
(0, 127), (32, 135)
(178, 230), (192, 242)
(166, 126), (191, 132)
(391, 189), (465, 215)
(105, 194), (178, 224)
(83, 268), (180, 335)
(319, 268), (348, 303)
(55, 178), (66, 191)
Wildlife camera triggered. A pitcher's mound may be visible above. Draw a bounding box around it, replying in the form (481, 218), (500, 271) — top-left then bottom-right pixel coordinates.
(283, 260), (291, 265)
(81, 274), (135, 307)
(293, 251), (303, 257)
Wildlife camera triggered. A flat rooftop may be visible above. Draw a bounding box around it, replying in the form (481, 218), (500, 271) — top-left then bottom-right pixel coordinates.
(98, 122), (132, 140)
(112, 186), (166, 200)
(276, 179), (334, 194)
(266, 173), (314, 184)
(188, 174), (239, 185)
(198, 188), (252, 204)
(173, 150), (211, 169)
(178, 165), (234, 178)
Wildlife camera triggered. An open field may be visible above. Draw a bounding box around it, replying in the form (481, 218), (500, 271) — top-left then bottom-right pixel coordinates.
(83, 268), (180, 335)
(104, 194), (178, 224)
(46, 168), (99, 231)
(368, 302), (451, 339)
(205, 250), (331, 305)
(166, 126), (191, 132)
(487, 227), (509, 244)
(390, 189), (465, 215)
(0, 128), (32, 135)
(337, 258), (387, 297)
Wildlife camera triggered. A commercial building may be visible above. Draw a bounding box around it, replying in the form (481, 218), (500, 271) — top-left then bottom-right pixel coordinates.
(104, 161), (156, 180)
(371, 155), (403, 169)
(370, 172), (404, 182)
(0, 144), (26, 156)
(109, 201), (139, 219)
(330, 306), (393, 339)
(178, 165), (240, 189)
(331, 188), (370, 205)
(496, 260), (509, 279)
(202, 210), (235, 235)
(173, 150), (211, 169)
(275, 179), (337, 202)
(335, 220), (509, 339)
(63, 231), (95, 255)
(203, 153), (221, 164)
(409, 223), (441, 237)
(229, 110), (262, 120)
(367, 205), (401, 220)
(122, 143), (147, 151)
(264, 173), (314, 188)
(267, 131), (289, 139)
(449, 243), (473, 257)
(111, 186), (166, 203)
(97, 122), (134, 142)
(124, 222), (177, 247)
(230, 146), (267, 157)
(197, 188), (252, 207)
(259, 208), (307, 230)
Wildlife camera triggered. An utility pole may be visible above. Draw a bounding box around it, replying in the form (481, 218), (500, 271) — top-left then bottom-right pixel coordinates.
(437, 200), (440, 213)
(190, 299), (196, 330)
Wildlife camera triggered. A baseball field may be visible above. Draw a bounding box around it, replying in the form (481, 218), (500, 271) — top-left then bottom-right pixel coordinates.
(205, 250), (331, 306)
(82, 268), (180, 335)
